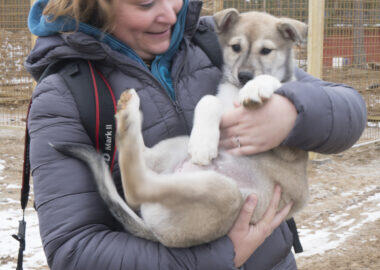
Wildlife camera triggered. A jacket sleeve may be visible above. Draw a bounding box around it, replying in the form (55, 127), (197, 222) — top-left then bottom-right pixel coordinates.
(28, 75), (238, 270)
(276, 68), (367, 154)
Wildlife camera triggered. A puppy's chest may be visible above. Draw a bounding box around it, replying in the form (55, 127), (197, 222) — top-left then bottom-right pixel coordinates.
(217, 83), (240, 112)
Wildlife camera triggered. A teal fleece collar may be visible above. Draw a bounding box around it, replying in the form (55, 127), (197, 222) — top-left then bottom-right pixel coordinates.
(28, 0), (189, 100)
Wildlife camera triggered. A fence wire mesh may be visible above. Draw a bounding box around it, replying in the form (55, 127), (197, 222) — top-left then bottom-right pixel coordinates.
(0, 0), (379, 142)
(322, 0), (380, 142)
(203, 0), (379, 142)
(0, 0), (32, 126)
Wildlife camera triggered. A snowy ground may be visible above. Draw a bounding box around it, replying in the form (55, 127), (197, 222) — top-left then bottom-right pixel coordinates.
(0, 127), (48, 269)
(0, 207), (48, 269)
(0, 126), (379, 269)
(295, 142), (380, 269)
(296, 191), (380, 257)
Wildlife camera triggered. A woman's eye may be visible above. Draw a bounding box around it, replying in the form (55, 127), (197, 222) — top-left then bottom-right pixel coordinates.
(231, 44), (241, 53)
(260, 48), (273, 55)
(139, 1), (155, 9)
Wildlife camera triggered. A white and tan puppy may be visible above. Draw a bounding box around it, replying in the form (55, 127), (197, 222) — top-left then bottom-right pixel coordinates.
(55, 9), (309, 248)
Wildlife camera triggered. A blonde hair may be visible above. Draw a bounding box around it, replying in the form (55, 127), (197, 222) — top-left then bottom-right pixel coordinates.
(43, 0), (116, 31)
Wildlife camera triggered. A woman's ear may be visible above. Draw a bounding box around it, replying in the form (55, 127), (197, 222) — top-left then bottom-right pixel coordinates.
(213, 8), (240, 34)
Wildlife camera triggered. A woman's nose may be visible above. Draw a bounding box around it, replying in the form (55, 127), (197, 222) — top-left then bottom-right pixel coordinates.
(157, 2), (179, 25)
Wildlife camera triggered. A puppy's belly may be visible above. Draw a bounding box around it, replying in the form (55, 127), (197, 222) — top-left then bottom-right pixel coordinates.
(175, 152), (260, 190)
(171, 149), (307, 224)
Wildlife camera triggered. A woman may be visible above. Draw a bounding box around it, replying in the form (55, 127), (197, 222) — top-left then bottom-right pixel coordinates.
(26, 0), (366, 269)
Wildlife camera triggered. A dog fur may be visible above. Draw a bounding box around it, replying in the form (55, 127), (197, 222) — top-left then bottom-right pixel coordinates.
(54, 9), (309, 248)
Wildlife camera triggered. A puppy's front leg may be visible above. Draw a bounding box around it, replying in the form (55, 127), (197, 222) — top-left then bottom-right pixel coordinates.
(189, 95), (223, 165)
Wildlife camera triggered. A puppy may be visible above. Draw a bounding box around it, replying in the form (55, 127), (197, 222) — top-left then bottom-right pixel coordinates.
(55, 9), (309, 248)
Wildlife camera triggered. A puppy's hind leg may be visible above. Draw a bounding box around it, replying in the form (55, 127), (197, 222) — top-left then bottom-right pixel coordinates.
(115, 89), (150, 209)
(116, 90), (233, 207)
(117, 90), (194, 207)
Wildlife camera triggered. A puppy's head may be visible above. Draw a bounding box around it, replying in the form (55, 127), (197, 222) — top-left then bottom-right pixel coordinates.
(213, 9), (307, 87)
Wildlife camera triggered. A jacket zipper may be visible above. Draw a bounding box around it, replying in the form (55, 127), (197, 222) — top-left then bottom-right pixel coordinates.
(172, 40), (190, 134)
(173, 100), (183, 114)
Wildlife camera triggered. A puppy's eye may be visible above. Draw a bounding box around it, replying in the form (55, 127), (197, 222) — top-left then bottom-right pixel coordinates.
(260, 48), (272, 55)
(231, 44), (241, 53)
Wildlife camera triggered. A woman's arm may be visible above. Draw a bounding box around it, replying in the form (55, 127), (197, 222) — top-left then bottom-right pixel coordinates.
(29, 75), (238, 270)
(277, 68), (367, 153)
(219, 68), (367, 155)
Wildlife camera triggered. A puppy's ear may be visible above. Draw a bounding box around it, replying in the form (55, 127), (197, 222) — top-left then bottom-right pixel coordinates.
(277, 18), (308, 44)
(213, 8), (240, 34)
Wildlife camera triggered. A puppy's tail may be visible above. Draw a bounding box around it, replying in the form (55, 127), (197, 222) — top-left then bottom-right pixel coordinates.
(50, 143), (157, 242)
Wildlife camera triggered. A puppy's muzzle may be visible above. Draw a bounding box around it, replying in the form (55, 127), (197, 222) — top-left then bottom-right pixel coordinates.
(238, 71), (254, 86)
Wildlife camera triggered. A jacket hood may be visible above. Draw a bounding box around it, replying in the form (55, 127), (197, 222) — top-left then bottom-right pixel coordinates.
(26, 0), (202, 99)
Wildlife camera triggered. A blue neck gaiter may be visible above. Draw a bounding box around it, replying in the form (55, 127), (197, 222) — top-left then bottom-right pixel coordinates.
(28, 0), (189, 100)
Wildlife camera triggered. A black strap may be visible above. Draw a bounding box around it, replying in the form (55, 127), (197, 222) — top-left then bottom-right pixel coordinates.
(82, 61), (117, 168)
(193, 23), (223, 70)
(12, 100), (31, 270)
(38, 59), (117, 169)
(12, 219), (26, 270)
(14, 59), (117, 269)
(61, 60), (99, 145)
(21, 102), (32, 210)
(287, 218), (303, 253)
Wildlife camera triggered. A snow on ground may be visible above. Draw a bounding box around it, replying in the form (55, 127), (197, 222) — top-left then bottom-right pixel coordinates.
(0, 159), (5, 180)
(0, 208), (46, 270)
(0, 157), (47, 269)
(296, 189), (380, 258)
(0, 208), (48, 269)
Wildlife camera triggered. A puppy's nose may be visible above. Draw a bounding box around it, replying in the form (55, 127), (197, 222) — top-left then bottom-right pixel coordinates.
(238, 71), (254, 85)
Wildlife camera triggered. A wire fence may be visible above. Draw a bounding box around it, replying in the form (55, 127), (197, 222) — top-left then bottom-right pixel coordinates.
(323, 0), (380, 129)
(206, 0), (380, 143)
(0, 0), (379, 142)
(0, 0), (32, 126)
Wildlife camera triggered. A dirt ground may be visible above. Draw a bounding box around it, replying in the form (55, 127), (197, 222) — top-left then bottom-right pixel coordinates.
(0, 126), (379, 269)
(295, 141), (380, 270)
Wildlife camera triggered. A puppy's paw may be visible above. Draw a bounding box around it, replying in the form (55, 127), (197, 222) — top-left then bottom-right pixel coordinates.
(188, 129), (219, 166)
(117, 89), (140, 113)
(239, 75), (282, 108)
(116, 89), (141, 141)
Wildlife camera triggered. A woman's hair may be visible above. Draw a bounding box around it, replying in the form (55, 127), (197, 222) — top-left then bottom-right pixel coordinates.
(43, 0), (116, 31)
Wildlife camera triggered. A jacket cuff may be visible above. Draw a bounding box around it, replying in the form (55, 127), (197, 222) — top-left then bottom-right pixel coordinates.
(275, 81), (333, 151)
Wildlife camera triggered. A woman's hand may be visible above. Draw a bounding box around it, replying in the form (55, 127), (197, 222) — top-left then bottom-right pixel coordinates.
(219, 94), (297, 155)
(228, 185), (293, 268)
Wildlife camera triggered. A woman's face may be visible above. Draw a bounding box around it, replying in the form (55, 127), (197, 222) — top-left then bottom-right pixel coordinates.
(112, 0), (183, 60)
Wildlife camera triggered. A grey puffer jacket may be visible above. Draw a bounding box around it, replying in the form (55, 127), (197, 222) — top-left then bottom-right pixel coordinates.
(25, 2), (366, 270)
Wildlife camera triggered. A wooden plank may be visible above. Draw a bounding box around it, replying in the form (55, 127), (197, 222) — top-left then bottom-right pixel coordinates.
(307, 0), (325, 160)
(368, 116), (380, 122)
(30, 0), (37, 89)
(307, 0), (325, 79)
(214, 0), (223, 13)
(30, 0), (37, 48)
